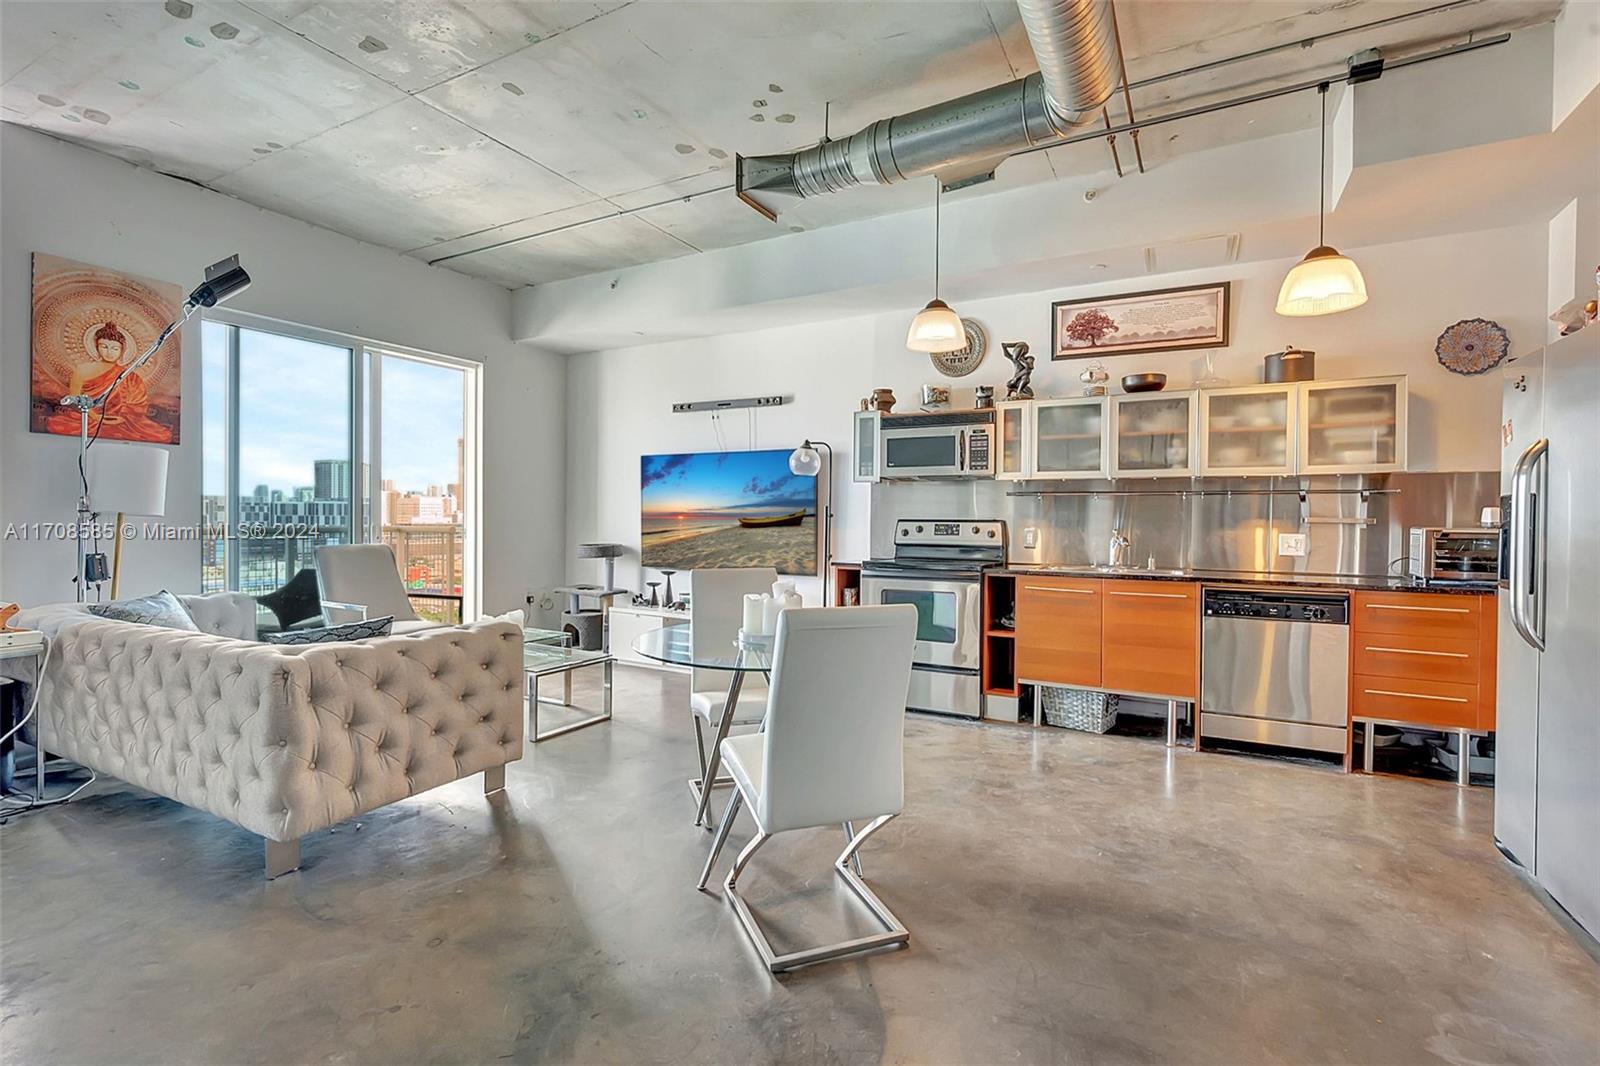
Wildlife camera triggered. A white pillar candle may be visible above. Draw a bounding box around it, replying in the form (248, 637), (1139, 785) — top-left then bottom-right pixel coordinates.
(742, 593), (765, 636)
(761, 593), (781, 635)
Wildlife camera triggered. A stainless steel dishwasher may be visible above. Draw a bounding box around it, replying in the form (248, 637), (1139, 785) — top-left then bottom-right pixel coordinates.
(1200, 588), (1350, 753)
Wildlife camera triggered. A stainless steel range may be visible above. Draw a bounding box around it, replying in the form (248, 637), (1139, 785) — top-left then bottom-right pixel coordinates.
(860, 519), (1007, 718)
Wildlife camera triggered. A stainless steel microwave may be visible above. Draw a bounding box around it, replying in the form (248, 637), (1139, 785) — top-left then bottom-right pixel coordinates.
(878, 410), (994, 479)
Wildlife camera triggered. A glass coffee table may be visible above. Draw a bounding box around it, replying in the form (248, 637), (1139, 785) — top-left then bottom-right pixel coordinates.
(523, 639), (615, 743)
(632, 626), (772, 828)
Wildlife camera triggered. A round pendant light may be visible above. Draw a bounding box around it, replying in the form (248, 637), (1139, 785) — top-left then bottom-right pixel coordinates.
(908, 180), (966, 352)
(1277, 84), (1368, 317)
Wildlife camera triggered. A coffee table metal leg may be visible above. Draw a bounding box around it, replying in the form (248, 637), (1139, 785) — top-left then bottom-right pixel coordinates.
(531, 661), (616, 743)
(694, 666), (747, 828)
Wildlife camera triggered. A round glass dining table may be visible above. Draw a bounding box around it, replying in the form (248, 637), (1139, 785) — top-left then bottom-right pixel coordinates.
(632, 626), (772, 827)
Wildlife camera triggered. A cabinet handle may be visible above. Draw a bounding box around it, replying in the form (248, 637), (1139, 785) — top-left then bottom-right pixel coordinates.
(1363, 688), (1469, 704)
(1366, 603), (1469, 615)
(1023, 585), (1095, 594)
(1363, 645), (1469, 659)
(1109, 590), (1190, 599)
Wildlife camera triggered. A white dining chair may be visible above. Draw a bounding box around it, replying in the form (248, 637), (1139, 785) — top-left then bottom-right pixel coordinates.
(687, 567), (776, 806)
(697, 604), (918, 973)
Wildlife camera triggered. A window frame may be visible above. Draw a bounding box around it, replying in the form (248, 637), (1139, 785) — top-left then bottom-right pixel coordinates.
(202, 308), (483, 621)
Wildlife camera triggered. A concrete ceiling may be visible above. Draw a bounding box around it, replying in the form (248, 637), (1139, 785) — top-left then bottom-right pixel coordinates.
(0, 1), (1563, 289)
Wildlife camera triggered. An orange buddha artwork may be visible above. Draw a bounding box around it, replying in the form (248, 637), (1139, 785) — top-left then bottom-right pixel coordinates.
(30, 253), (182, 444)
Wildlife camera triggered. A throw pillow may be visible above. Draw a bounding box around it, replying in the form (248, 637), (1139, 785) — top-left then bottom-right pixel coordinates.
(87, 590), (199, 631)
(262, 615), (394, 645)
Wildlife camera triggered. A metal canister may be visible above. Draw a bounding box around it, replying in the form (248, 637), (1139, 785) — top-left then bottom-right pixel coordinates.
(1264, 346), (1315, 382)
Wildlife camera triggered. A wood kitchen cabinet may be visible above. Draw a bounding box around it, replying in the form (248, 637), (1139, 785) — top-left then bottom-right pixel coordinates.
(1101, 580), (1200, 700)
(1350, 590), (1496, 733)
(1015, 576), (1102, 688)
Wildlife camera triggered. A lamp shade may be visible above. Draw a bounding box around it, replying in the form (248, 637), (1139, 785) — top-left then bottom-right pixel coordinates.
(576, 542), (624, 559)
(88, 442), (168, 516)
(1275, 246), (1368, 317)
(788, 443), (822, 477)
(906, 299), (964, 352)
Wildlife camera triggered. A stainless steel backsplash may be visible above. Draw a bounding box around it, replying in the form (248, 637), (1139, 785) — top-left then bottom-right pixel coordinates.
(869, 472), (1499, 578)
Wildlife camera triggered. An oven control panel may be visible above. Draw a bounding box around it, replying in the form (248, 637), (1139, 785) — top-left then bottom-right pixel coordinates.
(894, 519), (1007, 548)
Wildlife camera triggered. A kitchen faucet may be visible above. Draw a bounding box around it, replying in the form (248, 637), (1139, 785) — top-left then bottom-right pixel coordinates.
(1108, 527), (1131, 568)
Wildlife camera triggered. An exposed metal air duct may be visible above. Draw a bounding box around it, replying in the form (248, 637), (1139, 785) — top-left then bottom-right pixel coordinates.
(737, 0), (1121, 217)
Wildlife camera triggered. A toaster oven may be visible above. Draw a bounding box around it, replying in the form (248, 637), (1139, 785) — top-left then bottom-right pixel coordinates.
(1408, 526), (1501, 586)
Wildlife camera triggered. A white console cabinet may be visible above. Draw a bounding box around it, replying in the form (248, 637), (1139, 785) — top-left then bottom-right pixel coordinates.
(608, 603), (689, 671)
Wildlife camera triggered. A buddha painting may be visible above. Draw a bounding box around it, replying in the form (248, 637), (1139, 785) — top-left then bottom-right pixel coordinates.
(30, 253), (182, 444)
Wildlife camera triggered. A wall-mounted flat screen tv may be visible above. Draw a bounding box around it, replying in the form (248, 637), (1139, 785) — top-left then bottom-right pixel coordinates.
(641, 449), (818, 576)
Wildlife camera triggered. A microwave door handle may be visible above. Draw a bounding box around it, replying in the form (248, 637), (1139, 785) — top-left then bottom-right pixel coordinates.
(957, 429), (967, 472)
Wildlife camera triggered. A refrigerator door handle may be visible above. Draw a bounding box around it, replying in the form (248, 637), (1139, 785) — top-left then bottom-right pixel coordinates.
(1509, 437), (1548, 651)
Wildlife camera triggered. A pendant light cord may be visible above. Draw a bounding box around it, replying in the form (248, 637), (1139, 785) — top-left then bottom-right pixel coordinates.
(1318, 81), (1329, 247)
(933, 179), (942, 301)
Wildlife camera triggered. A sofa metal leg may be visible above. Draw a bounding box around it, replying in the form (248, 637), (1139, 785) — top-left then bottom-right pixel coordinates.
(265, 838), (301, 879)
(484, 764), (506, 795)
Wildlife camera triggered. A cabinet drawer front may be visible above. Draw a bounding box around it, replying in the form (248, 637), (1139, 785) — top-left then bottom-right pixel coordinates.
(1353, 674), (1479, 729)
(1354, 592), (1479, 639)
(1016, 579), (1101, 688)
(1354, 634), (1481, 684)
(1102, 581), (1198, 699)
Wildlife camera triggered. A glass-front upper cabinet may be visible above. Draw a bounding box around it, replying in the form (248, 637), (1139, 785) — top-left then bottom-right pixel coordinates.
(995, 401), (1031, 481)
(1298, 376), (1407, 474)
(852, 409), (880, 483)
(1199, 384), (1297, 476)
(1031, 397), (1110, 480)
(1111, 390), (1197, 478)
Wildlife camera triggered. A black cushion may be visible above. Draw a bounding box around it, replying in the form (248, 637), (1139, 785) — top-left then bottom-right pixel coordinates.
(256, 568), (322, 630)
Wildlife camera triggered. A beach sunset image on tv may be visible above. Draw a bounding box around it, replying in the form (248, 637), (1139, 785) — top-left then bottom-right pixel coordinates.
(641, 449), (818, 576)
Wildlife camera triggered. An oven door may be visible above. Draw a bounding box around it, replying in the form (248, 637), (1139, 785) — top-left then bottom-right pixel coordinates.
(859, 574), (980, 670)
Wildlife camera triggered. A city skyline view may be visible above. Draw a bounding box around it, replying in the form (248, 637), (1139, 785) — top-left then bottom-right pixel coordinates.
(202, 324), (465, 496)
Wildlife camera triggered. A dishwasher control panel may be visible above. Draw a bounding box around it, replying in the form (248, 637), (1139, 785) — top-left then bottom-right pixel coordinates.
(1203, 589), (1348, 624)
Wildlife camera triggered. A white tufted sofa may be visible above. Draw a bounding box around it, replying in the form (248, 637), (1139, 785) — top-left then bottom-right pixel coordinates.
(25, 605), (524, 877)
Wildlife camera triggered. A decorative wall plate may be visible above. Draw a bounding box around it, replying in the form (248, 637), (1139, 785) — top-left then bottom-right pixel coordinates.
(929, 318), (987, 377)
(1435, 318), (1509, 376)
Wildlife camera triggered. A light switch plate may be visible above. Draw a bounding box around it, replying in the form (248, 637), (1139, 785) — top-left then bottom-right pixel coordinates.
(1022, 527), (1038, 549)
(1277, 532), (1308, 557)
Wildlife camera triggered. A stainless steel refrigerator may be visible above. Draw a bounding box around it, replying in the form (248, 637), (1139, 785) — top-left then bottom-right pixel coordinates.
(1495, 325), (1599, 940)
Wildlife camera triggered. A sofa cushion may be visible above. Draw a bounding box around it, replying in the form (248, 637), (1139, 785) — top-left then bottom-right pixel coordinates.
(87, 590), (198, 631)
(262, 615), (394, 645)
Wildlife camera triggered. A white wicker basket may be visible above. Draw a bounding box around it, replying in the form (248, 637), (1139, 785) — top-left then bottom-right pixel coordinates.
(1039, 685), (1119, 733)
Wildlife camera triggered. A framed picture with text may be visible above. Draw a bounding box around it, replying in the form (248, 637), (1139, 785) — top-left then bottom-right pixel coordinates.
(1051, 282), (1230, 360)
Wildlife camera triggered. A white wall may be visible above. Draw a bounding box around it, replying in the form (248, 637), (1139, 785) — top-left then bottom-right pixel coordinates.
(0, 124), (566, 616)
(565, 222), (1546, 602)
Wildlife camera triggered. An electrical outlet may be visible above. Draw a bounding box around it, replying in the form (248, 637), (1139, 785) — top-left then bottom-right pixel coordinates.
(1277, 532), (1308, 557)
(1022, 527), (1039, 549)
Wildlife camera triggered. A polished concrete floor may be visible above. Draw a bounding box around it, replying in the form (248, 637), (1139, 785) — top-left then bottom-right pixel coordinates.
(2, 664), (1597, 1065)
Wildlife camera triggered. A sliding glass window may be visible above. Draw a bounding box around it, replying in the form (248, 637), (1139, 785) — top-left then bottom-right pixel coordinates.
(201, 317), (478, 632)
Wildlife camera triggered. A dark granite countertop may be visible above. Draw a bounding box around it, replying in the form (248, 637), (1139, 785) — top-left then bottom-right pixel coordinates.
(995, 565), (1496, 595)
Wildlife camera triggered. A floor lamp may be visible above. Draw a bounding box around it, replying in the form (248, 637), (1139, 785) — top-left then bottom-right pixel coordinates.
(788, 440), (832, 601)
(58, 255), (250, 601)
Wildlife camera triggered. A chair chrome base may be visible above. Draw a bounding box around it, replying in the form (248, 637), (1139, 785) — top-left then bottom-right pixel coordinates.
(719, 813), (908, 973)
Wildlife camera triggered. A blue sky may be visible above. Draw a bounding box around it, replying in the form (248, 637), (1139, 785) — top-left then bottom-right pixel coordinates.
(641, 449), (814, 518)
(202, 322), (463, 496)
